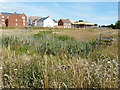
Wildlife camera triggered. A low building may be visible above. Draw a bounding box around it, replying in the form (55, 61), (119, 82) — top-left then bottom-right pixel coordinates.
(37, 16), (54, 27)
(28, 16), (42, 26)
(32, 19), (39, 27)
(58, 19), (71, 28)
(71, 21), (95, 28)
(0, 12), (27, 27)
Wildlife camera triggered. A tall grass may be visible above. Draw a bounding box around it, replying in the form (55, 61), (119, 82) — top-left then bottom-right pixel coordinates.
(2, 50), (118, 88)
(2, 31), (98, 58)
(1, 31), (118, 88)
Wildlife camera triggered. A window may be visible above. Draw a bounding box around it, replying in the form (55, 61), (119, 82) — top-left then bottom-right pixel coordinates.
(23, 23), (25, 26)
(16, 23), (17, 26)
(22, 17), (25, 19)
(23, 20), (25, 23)
(2, 19), (4, 21)
(7, 16), (9, 18)
(68, 26), (71, 28)
(2, 16), (4, 18)
(64, 26), (66, 28)
(16, 19), (17, 21)
(64, 23), (66, 25)
(2, 23), (5, 24)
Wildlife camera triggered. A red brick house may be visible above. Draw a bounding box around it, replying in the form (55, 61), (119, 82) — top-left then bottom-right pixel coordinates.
(58, 19), (71, 28)
(0, 12), (27, 27)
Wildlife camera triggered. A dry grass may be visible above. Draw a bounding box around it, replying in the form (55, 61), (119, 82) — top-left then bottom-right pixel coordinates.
(53, 28), (118, 41)
(2, 48), (118, 88)
(53, 28), (118, 56)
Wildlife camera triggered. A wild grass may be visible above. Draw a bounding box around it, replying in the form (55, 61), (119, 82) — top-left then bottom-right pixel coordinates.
(1, 31), (119, 88)
(2, 31), (98, 58)
(0, 26), (55, 30)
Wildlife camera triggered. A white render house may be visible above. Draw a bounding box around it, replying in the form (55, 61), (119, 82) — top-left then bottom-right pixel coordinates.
(53, 19), (58, 27)
(37, 16), (54, 27)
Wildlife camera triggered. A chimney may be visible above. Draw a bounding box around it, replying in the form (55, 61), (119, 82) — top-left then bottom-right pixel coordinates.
(48, 16), (49, 17)
(14, 12), (17, 14)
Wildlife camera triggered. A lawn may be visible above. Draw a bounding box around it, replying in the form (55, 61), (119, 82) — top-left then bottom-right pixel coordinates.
(0, 28), (119, 88)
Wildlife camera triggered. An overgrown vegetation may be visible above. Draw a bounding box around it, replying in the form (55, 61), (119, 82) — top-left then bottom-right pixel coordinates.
(1, 31), (118, 88)
(2, 31), (98, 58)
(0, 27), (55, 30)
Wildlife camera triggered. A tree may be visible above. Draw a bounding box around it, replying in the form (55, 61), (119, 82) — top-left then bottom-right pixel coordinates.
(79, 20), (83, 22)
(109, 24), (115, 29)
(94, 24), (98, 26)
(114, 20), (120, 29)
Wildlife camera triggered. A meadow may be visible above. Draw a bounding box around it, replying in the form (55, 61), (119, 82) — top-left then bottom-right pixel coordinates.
(0, 28), (119, 88)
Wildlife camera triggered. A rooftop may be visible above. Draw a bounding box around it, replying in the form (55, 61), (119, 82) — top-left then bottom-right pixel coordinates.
(37, 16), (49, 22)
(72, 21), (94, 25)
(29, 16), (42, 19)
(60, 19), (71, 23)
(32, 19), (39, 22)
(1, 12), (21, 16)
(53, 19), (58, 23)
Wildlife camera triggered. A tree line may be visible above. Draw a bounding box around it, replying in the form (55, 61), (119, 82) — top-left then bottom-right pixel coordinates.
(101, 20), (120, 29)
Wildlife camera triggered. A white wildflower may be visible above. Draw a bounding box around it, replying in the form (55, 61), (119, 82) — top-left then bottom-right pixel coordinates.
(14, 69), (17, 71)
(107, 61), (110, 64)
(0, 67), (2, 70)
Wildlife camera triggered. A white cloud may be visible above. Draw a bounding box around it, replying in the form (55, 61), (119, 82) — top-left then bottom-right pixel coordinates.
(0, 0), (9, 3)
(0, 0), (6, 2)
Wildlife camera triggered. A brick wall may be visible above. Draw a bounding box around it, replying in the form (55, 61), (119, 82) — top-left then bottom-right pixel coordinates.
(20, 13), (27, 26)
(8, 13), (23, 27)
(0, 15), (10, 27)
(0, 12), (28, 27)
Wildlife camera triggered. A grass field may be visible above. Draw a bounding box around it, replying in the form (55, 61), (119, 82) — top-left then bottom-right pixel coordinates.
(0, 28), (119, 88)
(53, 28), (118, 56)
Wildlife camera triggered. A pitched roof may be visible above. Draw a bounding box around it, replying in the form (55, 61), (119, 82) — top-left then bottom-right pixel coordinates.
(60, 19), (71, 23)
(72, 21), (94, 25)
(1, 12), (21, 15)
(37, 16), (49, 22)
(32, 19), (39, 22)
(53, 19), (58, 23)
(28, 16), (42, 20)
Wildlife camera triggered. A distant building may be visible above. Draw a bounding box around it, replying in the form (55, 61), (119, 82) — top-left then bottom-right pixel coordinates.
(32, 19), (39, 27)
(37, 16), (54, 27)
(71, 21), (95, 28)
(28, 16), (42, 26)
(0, 12), (27, 27)
(58, 19), (71, 28)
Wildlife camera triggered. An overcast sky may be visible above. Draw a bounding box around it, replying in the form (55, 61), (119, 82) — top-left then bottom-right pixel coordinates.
(0, 1), (119, 25)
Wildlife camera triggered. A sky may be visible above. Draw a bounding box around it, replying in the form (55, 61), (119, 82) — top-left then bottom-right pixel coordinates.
(118, 2), (120, 20)
(0, 1), (119, 25)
